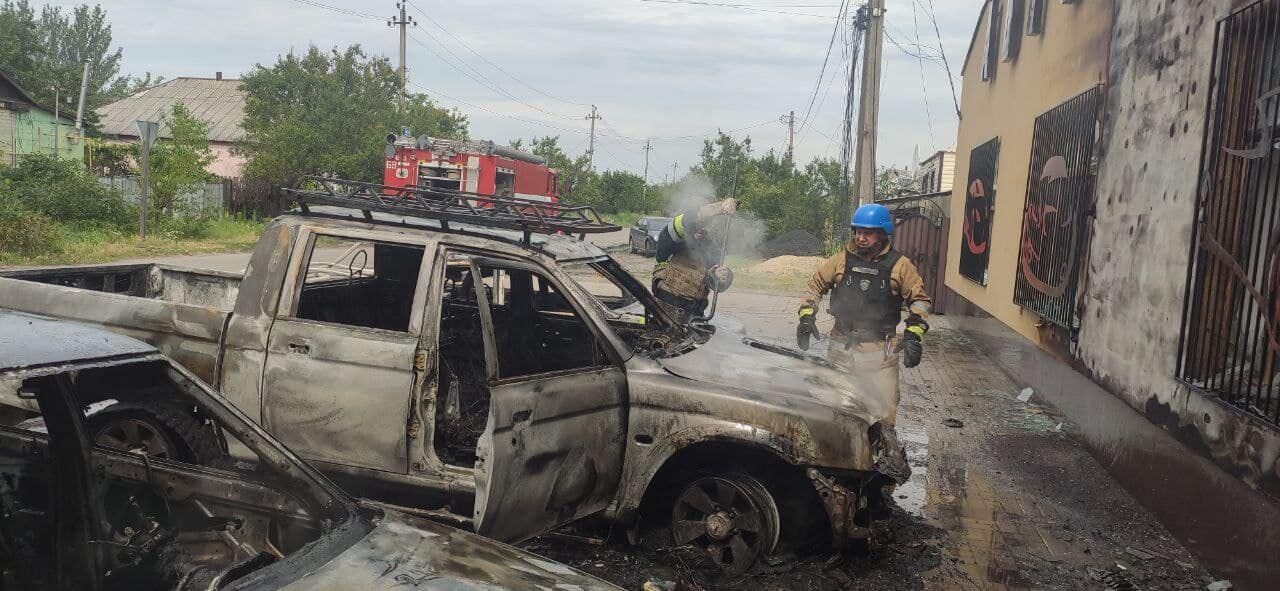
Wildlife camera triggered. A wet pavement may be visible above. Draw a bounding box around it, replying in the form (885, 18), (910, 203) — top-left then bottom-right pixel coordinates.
(526, 311), (1218, 590)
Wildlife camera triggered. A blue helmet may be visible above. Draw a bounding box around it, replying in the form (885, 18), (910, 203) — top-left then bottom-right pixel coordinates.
(851, 203), (893, 235)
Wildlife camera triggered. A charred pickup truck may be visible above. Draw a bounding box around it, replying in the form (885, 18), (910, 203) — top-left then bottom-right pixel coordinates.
(0, 178), (908, 574)
(0, 310), (618, 590)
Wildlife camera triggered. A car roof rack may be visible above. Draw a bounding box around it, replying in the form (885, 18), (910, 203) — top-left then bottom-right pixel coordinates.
(282, 176), (620, 243)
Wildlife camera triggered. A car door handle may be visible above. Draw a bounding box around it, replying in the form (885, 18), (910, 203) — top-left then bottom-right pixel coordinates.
(287, 341), (311, 355)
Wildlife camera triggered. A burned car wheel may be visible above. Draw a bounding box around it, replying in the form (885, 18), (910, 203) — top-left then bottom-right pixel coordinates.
(86, 401), (224, 465)
(671, 473), (780, 575)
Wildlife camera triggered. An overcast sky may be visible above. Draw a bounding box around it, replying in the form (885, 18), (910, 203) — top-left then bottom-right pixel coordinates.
(79, 0), (981, 178)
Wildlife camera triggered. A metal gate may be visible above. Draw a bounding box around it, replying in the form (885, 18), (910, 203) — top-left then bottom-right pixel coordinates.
(1177, 0), (1280, 427)
(892, 199), (968, 315)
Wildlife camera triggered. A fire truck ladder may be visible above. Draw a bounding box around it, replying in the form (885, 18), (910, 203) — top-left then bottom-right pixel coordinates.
(283, 176), (620, 242)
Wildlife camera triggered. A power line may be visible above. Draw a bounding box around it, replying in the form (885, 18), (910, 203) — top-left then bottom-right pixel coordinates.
(410, 81), (591, 135)
(405, 31), (578, 120)
(921, 0), (960, 117)
(635, 0), (840, 18)
(402, 0), (589, 108)
(286, 0), (383, 20)
(796, 0), (849, 134)
(910, 0), (936, 147)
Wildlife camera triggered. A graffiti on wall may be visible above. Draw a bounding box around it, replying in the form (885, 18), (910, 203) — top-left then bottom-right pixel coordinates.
(958, 138), (1000, 283)
(1013, 86), (1101, 329)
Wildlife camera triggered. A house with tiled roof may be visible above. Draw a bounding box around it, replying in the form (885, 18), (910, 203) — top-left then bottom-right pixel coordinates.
(97, 73), (246, 178)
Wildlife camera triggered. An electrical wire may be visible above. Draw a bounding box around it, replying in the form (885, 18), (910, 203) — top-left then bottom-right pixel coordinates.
(403, 0), (589, 108)
(796, 0), (850, 135)
(410, 81), (593, 136)
(286, 0), (383, 20)
(406, 31), (580, 121)
(920, 0), (960, 117)
(635, 0), (840, 19)
(911, 0), (937, 147)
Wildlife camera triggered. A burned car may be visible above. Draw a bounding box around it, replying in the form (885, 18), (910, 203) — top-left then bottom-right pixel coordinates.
(0, 310), (619, 590)
(0, 178), (908, 575)
(628, 216), (671, 256)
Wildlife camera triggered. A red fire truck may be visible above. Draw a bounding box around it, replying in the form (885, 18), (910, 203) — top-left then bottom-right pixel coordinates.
(383, 131), (559, 203)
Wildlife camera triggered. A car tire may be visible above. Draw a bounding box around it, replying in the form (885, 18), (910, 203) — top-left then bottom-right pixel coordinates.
(85, 400), (225, 466)
(669, 473), (781, 576)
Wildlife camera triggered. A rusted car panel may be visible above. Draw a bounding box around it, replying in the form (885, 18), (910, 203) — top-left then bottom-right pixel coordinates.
(0, 311), (619, 590)
(0, 208), (910, 566)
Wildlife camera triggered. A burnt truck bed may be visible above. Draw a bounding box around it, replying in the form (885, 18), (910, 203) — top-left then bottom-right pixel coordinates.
(0, 263), (240, 384)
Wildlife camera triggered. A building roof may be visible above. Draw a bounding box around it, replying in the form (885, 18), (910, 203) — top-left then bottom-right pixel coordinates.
(97, 77), (246, 143)
(0, 69), (69, 120)
(0, 310), (156, 373)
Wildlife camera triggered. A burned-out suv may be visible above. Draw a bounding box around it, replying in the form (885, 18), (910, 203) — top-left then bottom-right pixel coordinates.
(0, 179), (908, 574)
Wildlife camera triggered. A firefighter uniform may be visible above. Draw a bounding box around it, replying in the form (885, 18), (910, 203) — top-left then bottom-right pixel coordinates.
(652, 200), (736, 322)
(799, 208), (931, 426)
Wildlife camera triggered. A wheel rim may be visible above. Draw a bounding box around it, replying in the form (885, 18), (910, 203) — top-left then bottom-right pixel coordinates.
(671, 475), (780, 575)
(94, 419), (178, 459)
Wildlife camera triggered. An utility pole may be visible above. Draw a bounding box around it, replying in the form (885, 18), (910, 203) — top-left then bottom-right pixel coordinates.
(585, 105), (601, 170)
(51, 85), (60, 157)
(75, 60), (90, 131)
(852, 0), (885, 207)
(136, 120), (160, 240)
(671, 161), (679, 182)
(780, 110), (796, 161)
(388, 2), (416, 111)
(642, 139), (653, 200)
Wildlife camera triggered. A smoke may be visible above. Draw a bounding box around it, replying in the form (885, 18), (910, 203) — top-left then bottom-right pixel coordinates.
(660, 173), (769, 261)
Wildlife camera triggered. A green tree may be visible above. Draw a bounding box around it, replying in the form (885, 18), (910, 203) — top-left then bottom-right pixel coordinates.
(239, 45), (468, 186)
(148, 102), (215, 215)
(0, 1), (127, 130)
(525, 136), (596, 205)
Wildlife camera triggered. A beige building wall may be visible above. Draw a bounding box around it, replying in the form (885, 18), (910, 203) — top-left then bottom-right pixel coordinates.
(945, 0), (1113, 343)
(208, 142), (246, 179)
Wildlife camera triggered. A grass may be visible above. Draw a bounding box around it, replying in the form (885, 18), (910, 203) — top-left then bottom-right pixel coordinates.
(603, 211), (658, 229)
(0, 216), (268, 267)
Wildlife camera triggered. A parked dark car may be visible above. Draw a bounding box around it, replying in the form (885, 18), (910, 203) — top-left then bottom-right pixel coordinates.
(0, 310), (618, 590)
(629, 216), (671, 256)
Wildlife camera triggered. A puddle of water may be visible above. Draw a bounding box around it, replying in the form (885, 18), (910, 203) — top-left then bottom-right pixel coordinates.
(894, 419), (929, 517)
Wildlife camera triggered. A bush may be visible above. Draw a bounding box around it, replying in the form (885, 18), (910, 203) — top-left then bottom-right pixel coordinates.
(0, 154), (132, 226)
(0, 209), (64, 256)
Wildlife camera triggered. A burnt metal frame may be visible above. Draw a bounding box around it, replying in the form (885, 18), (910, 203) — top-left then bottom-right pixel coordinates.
(1177, 0), (1280, 427)
(283, 176), (620, 243)
(1012, 85), (1103, 330)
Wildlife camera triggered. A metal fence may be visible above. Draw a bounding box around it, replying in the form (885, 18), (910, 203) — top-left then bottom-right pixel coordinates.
(1177, 0), (1280, 426)
(1013, 86), (1102, 330)
(958, 138), (1000, 284)
(98, 176), (229, 213)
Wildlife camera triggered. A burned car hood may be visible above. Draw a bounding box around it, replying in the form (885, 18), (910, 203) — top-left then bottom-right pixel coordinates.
(658, 316), (895, 423)
(282, 511), (618, 590)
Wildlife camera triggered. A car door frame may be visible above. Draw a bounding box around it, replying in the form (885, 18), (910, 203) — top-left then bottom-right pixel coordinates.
(447, 249), (630, 542)
(260, 226), (436, 476)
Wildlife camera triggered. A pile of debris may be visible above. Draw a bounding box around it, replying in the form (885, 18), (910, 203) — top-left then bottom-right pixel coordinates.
(761, 230), (824, 258)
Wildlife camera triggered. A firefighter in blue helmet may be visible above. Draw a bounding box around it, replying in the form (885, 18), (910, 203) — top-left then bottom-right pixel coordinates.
(651, 198), (738, 322)
(796, 203), (932, 425)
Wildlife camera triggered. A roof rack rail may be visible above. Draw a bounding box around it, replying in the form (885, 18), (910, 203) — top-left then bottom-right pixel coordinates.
(282, 176), (621, 242)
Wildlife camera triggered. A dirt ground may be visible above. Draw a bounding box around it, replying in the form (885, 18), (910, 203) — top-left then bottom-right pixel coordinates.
(519, 250), (1218, 591)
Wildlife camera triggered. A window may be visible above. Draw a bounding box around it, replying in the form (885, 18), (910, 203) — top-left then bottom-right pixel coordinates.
(1000, 0), (1024, 62)
(1178, 0), (1280, 427)
(1012, 86), (1102, 329)
(981, 0), (1001, 81)
(292, 237), (425, 332)
(1026, 0), (1045, 35)
(958, 138), (1000, 284)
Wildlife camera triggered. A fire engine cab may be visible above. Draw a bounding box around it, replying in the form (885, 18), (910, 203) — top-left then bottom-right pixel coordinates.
(384, 130), (559, 203)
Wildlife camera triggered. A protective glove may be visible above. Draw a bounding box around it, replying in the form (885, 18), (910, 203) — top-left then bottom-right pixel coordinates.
(797, 306), (822, 351)
(698, 197), (738, 219)
(895, 315), (928, 368)
(704, 265), (734, 292)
